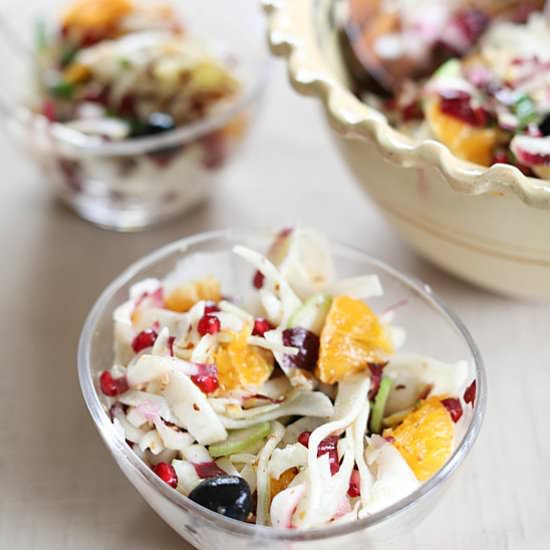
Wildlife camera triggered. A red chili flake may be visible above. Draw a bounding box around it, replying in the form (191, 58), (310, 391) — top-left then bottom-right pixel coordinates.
(153, 462), (178, 488)
(441, 398), (463, 423)
(193, 461), (226, 479)
(252, 318), (273, 337)
(464, 380), (477, 407)
(99, 371), (129, 397)
(253, 270), (265, 289)
(348, 469), (361, 498)
(367, 362), (387, 400)
(191, 364), (219, 394)
(131, 328), (158, 353)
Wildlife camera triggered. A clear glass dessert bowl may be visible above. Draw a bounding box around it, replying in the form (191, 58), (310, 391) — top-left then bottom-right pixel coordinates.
(263, 0), (550, 300)
(2, 0), (268, 231)
(78, 229), (486, 550)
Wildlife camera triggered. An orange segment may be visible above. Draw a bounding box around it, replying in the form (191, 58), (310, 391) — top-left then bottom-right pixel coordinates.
(425, 100), (497, 166)
(316, 295), (393, 384)
(215, 328), (274, 392)
(62, 0), (134, 31)
(165, 276), (221, 313)
(270, 468), (298, 500)
(384, 396), (455, 481)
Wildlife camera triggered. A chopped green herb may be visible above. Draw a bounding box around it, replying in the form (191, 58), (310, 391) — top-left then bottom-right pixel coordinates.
(119, 58), (132, 69)
(49, 80), (75, 100)
(514, 95), (537, 128)
(60, 46), (79, 69)
(369, 376), (393, 434)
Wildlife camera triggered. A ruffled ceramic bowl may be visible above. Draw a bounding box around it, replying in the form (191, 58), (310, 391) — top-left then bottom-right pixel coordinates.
(264, 0), (550, 300)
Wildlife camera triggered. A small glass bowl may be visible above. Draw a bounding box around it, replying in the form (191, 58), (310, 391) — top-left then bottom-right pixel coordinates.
(6, 0), (268, 231)
(78, 229), (486, 550)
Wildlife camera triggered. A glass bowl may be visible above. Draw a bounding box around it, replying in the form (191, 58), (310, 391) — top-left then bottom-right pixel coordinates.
(78, 229), (486, 550)
(3, 0), (268, 231)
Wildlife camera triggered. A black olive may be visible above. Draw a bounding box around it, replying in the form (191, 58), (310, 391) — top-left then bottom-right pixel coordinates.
(188, 475), (251, 521)
(143, 112), (176, 135)
(539, 113), (550, 136)
(281, 327), (320, 372)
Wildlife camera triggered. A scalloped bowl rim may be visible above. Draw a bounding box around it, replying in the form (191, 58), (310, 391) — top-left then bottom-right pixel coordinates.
(263, 0), (550, 209)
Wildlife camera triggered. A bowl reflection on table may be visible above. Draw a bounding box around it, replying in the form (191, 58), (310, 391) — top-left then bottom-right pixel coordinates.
(78, 229), (486, 550)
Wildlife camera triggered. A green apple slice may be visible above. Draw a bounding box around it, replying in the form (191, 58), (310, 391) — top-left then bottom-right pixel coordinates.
(208, 422), (272, 458)
(288, 293), (332, 335)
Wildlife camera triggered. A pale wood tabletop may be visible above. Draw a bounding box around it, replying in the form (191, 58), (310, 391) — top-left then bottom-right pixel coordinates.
(0, 16), (549, 549)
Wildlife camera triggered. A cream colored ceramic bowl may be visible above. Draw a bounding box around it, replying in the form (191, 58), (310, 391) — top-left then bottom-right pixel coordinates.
(264, 0), (550, 300)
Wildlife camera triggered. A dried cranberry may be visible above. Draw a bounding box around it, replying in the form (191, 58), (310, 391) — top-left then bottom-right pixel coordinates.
(348, 469), (361, 498)
(298, 432), (340, 475)
(197, 315), (221, 336)
(439, 90), (488, 127)
(464, 380), (477, 407)
(281, 328), (320, 372)
(401, 100), (423, 122)
(368, 362), (387, 400)
(131, 328), (158, 353)
(167, 336), (175, 357)
(453, 9), (489, 44)
(191, 364), (219, 394)
(99, 371), (129, 397)
(153, 462), (178, 488)
(253, 270), (265, 289)
(193, 461), (226, 479)
(252, 318), (273, 337)
(203, 302), (220, 315)
(441, 398), (463, 423)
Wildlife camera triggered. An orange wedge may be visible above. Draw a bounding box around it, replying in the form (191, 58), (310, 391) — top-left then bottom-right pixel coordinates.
(316, 295), (393, 384)
(384, 396), (455, 481)
(425, 100), (497, 166)
(215, 328), (274, 392)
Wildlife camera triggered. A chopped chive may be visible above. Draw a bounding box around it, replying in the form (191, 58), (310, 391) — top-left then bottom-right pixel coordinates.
(369, 376), (393, 434)
(514, 95), (537, 128)
(49, 80), (75, 100)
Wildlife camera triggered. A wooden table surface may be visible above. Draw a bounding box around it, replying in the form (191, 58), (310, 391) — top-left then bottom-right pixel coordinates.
(1, 32), (549, 550)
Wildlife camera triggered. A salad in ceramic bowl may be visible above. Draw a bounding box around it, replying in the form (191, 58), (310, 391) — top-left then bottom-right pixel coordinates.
(93, 227), (480, 529)
(343, 0), (550, 177)
(13, 0), (267, 229)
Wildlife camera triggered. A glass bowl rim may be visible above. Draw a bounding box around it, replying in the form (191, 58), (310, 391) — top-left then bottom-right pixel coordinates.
(78, 228), (487, 542)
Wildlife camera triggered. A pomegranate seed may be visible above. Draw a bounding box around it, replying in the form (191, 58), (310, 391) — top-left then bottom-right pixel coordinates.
(193, 461), (226, 479)
(131, 329), (158, 353)
(348, 469), (361, 498)
(441, 398), (463, 423)
(298, 432), (340, 475)
(464, 380), (477, 407)
(191, 364), (219, 394)
(153, 462), (178, 488)
(197, 315), (221, 336)
(99, 371), (129, 397)
(453, 9), (489, 43)
(42, 100), (56, 121)
(253, 270), (265, 289)
(203, 301), (220, 315)
(252, 318), (273, 337)
(384, 435), (396, 444)
(439, 90), (489, 128)
(401, 100), (423, 122)
(298, 431), (311, 448)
